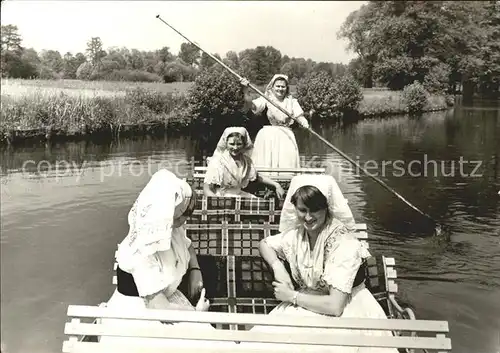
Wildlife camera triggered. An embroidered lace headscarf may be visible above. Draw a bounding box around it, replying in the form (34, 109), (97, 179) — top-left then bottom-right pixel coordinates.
(212, 126), (253, 158)
(117, 169), (194, 272)
(279, 174), (356, 233)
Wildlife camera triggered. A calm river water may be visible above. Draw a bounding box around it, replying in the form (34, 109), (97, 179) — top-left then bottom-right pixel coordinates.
(1, 99), (499, 353)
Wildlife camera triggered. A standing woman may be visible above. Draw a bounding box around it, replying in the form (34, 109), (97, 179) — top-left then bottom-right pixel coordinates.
(241, 74), (309, 174)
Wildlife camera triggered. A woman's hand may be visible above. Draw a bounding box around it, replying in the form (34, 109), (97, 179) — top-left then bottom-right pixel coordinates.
(272, 281), (296, 303)
(195, 288), (210, 311)
(274, 183), (285, 199)
(188, 268), (204, 300)
(271, 261), (294, 289)
(240, 77), (250, 87)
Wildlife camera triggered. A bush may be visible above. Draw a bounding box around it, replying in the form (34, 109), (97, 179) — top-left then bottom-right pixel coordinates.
(296, 71), (363, 119)
(76, 62), (93, 80)
(187, 66), (245, 127)
(101, 69), (162, 83)
(125, 87), (185, 115)
(402, 81), (429, 114)
(331, 74), (364, 116)
(296, 71), (337, 118)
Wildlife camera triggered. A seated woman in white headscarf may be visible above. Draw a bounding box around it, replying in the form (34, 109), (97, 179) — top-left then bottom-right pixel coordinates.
(246, 174), (397, 353)
(203, 126), (285, 198)
(240, 74), (309, 176)
(100, 169), (233, 348)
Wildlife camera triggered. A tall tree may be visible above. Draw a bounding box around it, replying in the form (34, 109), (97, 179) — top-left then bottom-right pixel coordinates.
(338, 1), (498, 95)
(223, 51), (239, 70)
(179, 42), (200, 67)
(86, 37), (106, 67)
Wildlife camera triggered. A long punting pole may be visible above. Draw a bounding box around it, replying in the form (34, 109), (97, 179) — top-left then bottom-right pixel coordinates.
(156, 14), (443, 235)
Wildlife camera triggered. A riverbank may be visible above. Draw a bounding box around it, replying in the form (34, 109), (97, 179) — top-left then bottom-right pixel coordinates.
(0, 79), (453, 145)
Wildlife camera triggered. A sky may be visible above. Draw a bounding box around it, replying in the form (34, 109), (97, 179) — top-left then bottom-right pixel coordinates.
(1, 1), (366, 64)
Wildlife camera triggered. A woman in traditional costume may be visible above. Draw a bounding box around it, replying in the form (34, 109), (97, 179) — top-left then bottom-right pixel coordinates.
(248, 174), (398, 353)
(100, 169), (232, 348)
(203, 126), (285, 199)
(241, 74), (309, 175)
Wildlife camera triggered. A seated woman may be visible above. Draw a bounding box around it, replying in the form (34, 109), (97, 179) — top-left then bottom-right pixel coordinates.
(203, 126), (285, 199)
(101, 169), (232, 347)
(248, 174), (398, 353)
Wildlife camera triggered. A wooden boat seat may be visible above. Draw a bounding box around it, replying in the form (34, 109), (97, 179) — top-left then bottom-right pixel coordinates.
(187, 166), (326, 197)
(186, 195), (362, 226)
(62, 304), (452, 352)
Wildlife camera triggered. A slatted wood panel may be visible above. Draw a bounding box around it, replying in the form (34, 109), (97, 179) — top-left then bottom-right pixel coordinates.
(188, 166), (326, 199)
(62, 305), (452, 352)
(193, 166), (326, 181)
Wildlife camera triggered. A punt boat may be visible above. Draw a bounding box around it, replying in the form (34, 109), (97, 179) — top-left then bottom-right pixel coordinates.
(61, 166), (452, 353)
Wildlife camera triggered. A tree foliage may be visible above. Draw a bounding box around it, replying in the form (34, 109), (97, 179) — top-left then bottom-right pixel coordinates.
(338, 1), (500, 97)
(187, 66), (246, 133)
(296, 71), (363, 119)
(0, 24), (348, 85)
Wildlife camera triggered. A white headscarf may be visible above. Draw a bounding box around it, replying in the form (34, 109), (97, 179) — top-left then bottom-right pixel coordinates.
(279, 174), (356, 233)
(265, 74), (290, 98)
(116, 169), (193, 272)
(212, 126), (253, 158)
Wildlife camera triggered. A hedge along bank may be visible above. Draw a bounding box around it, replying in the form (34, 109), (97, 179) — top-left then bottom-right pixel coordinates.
(0, 71), (454, 145)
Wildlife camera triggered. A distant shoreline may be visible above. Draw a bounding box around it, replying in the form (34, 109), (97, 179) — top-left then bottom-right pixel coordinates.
(1, 79), (453, 146)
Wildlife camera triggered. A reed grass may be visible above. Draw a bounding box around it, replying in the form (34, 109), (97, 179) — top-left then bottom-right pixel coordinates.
(0, 79), (451, 144)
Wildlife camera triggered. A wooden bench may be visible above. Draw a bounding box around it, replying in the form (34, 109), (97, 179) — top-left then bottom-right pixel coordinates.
(63, 305), (452, 352)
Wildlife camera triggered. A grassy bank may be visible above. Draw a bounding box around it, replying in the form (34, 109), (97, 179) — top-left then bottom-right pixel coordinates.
(359, 88), (451, 116)
(0, 79), (452, 145)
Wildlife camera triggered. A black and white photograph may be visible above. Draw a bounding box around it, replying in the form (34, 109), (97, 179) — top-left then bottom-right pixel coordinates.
(1, 1), (499, 353)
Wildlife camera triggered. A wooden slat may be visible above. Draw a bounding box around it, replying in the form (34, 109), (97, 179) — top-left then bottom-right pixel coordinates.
(193, 173), (304, 181)
(388, 280), (398, 294)
(384, 257), (395, 266)
(63, 339), (451, 353)
(186, 222), (367, 232)
(67, 306), (449, 332)
(185, 223), (367, 240)
(355, 223), (367, 231)
(64, 322), (451, 350)
(194, 167), (326, 173)
(387, 268), (397, 279)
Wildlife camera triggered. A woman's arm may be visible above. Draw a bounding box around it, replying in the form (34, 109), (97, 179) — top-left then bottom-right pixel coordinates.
(242, 88), (257, 112)
(259, 239), (293, 289)
(296, 288), (349, 316)
(273, 282), (348, 317)
(143, 290), (195, 311)
(256, 173), (285, 199)
(187, 244), (204, 300)
(203, 183), (218, 197)
(188, 244), (201, 269)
